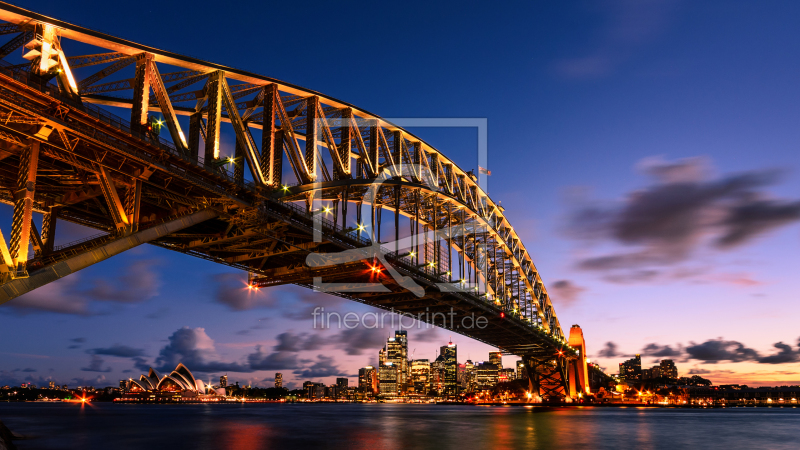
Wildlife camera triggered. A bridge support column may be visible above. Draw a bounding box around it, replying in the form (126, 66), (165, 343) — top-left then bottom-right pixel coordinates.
(0, 209), (218, 304)
(523, 355), (573, 402)
(9, 141), (39, 277)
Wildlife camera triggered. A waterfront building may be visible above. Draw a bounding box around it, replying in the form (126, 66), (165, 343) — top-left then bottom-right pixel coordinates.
(440, 342), (457, 395)
(220, 375), (228, 388)
(358, 366), (378, 395)
(337, 377), (348, 390)
(475, 362), (499, 391)
(379, 347), (387, 366)
(499, 368), (515, 383)
(642, 366), (661, 379)
(49, 381), (55, 389)
(275, 373), (283, 389)
(119, 380), (127, 390)
(489, 351), (503, 369)
(619, 354), (642, 381)
(411, 359), (430, 394)
(516, 360), (527, 380)
(303, 381), (325, 399)
(660, 360), (678, 379)
(378, 362), (398, 396)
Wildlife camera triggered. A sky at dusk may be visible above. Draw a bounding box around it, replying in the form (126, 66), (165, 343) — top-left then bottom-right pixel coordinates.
(1, 0), (800, 389)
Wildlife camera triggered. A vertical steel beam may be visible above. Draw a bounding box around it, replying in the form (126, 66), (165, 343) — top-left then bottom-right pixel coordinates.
(305, 96), (319, 181)
(130, 53), (151, 135)
(234, 138), (244, 185)
(205, 70), (223, 165)
(124, 180), (142, 233)
(369, 124), (379, 176)
(261, 84), (280, 187)
(188, 112), (202, 161)
(9, 141), (39, 275)
(41, 207), (57, 254)
(339, 109), (352, 178)
(393, 130), (402, 177)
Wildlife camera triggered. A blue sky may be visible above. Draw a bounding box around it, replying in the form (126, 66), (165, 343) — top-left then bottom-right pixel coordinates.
(1, 0), (800, 388)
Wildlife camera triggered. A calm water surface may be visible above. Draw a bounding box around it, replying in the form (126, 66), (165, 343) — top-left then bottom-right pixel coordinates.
(1, 403), (798, 449)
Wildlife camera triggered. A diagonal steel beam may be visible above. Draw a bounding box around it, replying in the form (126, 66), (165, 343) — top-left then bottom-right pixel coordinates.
(220, 75), (266, 185)
(77, 56), (135, 91)
(146, 57), (188, 152)
(0, 31), (31, 60)
(67, 52), (128, 68)
(96, 165), (129, 233)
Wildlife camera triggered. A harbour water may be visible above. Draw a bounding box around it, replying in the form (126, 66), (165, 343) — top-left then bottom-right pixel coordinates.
(0, 403), (798, 449)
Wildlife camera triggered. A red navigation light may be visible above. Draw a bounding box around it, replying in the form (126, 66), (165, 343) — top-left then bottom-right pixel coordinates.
(500, 312), (505, 318)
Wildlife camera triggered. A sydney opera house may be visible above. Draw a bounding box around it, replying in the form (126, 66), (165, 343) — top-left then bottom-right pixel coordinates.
(118, 363), (226, 402)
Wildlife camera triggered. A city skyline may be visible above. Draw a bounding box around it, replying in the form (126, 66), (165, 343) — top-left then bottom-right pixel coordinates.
(1, 0), (800, 391)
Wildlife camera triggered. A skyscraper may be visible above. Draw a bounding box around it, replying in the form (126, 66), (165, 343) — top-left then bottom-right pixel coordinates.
(619, 354), (642, 381)
(516, 360), (527, 380)
(336, 377), (349, 389)
(411, 359), (431, 394)
(440, 342), (457, 396)
(464, 360), (475, 393)
(378, 362), (398, 396)
(660, 360), (678, 379)
(359, 366), (378, 395)
(275, 373), (283, 389)
(386, 331), (409, 393)
(489, 351), (503, 369)
(475, 362), (499, 391)
(220, 375), (228, 388)
(379, 347), (387, 366)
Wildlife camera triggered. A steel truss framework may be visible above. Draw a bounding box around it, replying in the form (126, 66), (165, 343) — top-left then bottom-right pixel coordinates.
(0, 2), (577, 398)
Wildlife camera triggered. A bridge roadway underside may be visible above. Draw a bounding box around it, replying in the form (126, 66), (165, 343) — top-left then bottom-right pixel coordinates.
(0, 52), (576, 397)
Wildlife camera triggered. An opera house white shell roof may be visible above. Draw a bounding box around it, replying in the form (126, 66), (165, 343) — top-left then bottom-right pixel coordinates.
(129, 363), (205, 393)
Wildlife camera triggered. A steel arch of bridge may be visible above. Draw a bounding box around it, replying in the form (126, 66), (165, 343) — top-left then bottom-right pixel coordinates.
(0, 2), (581, 398)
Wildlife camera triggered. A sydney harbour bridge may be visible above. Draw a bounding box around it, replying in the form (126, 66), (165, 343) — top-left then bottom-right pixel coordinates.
(0, 2), (593, 400)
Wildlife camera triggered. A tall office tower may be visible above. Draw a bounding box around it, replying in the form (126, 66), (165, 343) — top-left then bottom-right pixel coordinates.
(378, 362), (399, 396)
(430, 356), (445, 395)
(489, 351), (503, 369)
(220, 375), (228, 388)
(440, 342), (457, 396)
(386, 331), (409, 392)
(411, 359), (431, 394)
(336, 377), (349, 389)
(118, 380), (126, 390)
(516, 360), (527, 380)
(275, 373), (283, 388)
(464, 360), (475, 393)
(379, 347), (387, 366)
(359, 366), (378, 395)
